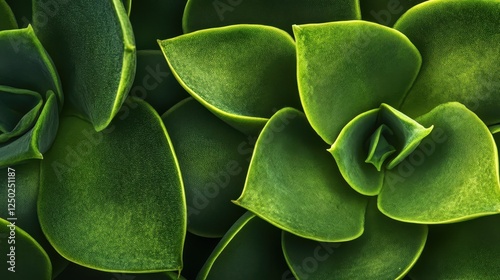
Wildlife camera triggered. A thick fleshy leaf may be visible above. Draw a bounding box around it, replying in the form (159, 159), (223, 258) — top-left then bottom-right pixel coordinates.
(360, 0), (425, 26)
(4, 0), (30, 27)
(0, 162), (68, 277)
(409, 215), (500, 279)
(0, 91), (59, 168)
(379, 102), (500, 223)
(38, 98), (186, 272)
(235, 108), (367, 242)
(133, 50), (188, 114)
(0, 25), (63, 106)
(294, 21), (421, 144)
(395, 0), (500, 125)
(282, 199), (427, 280)
(197, 212), (289, 279)
(183, 0), (361, 34)
(0, 0), (17, 30)
(0, 219), (51, 280)
(329, 104), (433, 195)
(159, 25), (301, 135)
(33, 0), (136, 131)
(130, 0), (185, 49)
(54, 263), (185, 280)
(162, 98), (248, 237)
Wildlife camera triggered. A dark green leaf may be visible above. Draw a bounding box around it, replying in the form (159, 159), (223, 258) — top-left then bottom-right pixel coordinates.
(33, 0), (136, 131)
(38, 98), (186, 272)
(235, 108), (367, 242)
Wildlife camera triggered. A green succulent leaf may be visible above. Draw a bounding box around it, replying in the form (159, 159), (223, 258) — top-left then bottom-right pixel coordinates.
(235, 108), (367, 242)
(294, 21), (421, 144)
(0, 219), (51, 280)
(379, 102), (500, 223)
(159, 25), (301, 135)
(395, 0), (500, 125)
(38, 98), (186, 272)
(130, 0), (185, 49)
(133, 50), (189, 114)
(162, 98), (248, 238)
(329, 103), (433, 196)
(197, 212), (289, 280)
(0, 162), (68, 276)
(409, 214), (500, 279)
(359, 0), (425, 26)
(0, 0), (17, 30)
(183, 0), (361, 34)
(33, 0), (136, 131)
(282, 199), (427, 280)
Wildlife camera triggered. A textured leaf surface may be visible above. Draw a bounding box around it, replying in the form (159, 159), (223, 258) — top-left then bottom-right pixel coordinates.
(33, 0), (136, 131)
(159, 25), (301, 135)
(410, 215), (500, 279)
(235, 108), (367, 242)
(130, 0), (185, 49)
(133, 50), (188, 114)
(183, 0), (360, 34)
(162, 98), (248, 237)
(0, 219), (51, 280)
(197, 212), (288, 280)
(39, 98), (186, 272)
(379, 102), (500, 223)
(282, 199), (427, 280)
(294, 21), (421, 144)
(395, 0), (500, 124)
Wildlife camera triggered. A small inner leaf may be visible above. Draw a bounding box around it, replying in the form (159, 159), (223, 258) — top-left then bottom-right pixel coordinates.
(0, 86), (42, 135)
(365, 124), (396, 171)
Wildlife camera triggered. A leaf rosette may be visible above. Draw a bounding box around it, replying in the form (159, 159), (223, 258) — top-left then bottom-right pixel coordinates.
(0, 25), (62, 168)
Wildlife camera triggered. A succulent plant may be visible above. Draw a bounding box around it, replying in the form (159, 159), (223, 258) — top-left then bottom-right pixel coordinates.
(0, 0), (499, 279)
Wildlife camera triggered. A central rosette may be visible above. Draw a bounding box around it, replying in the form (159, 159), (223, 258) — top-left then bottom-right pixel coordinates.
(329, 103), (433, 195)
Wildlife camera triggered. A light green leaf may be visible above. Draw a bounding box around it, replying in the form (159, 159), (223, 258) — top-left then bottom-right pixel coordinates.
(282, 199), (427, 280)
(395, 0), (500, 125)
(359, 0), (425, 26)
(0, 219), (51, 280)
(183, 0), (361, 34)
(133, 50), (188, 114)
(159, 25), (301, 135)
(38, 98), (186, 272)
(0, 0), (17, 30)
(409, 215), (500, 279)
(121, 0), (131, 16)
(33, 0), (136, 131)
(197, 212), (289, 280)
(162, 98), (248, 238)
(130, 0), (185, 49)
(379, 102), (500, 223)
(294, 21), (421, 144)
(235, 108), (367, 242)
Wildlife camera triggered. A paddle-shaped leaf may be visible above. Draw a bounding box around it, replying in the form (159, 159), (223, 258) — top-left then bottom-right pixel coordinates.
(159, 25), (301, 135)
(282, 199), (427, 280)
(183, 0), (361, 34)
(294, 20), (421, 144)
(197, 212), (289, 279)
(33, 0), (136, 131)
(235, 108), (367, 242)
(409, 215), (500, 279)
(38, 98), (186, 272)
(0, 219), (51, 280)
(162, 98), (248, 237)
(379, 102), (500, 223)
(395, 0), (500, 124)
